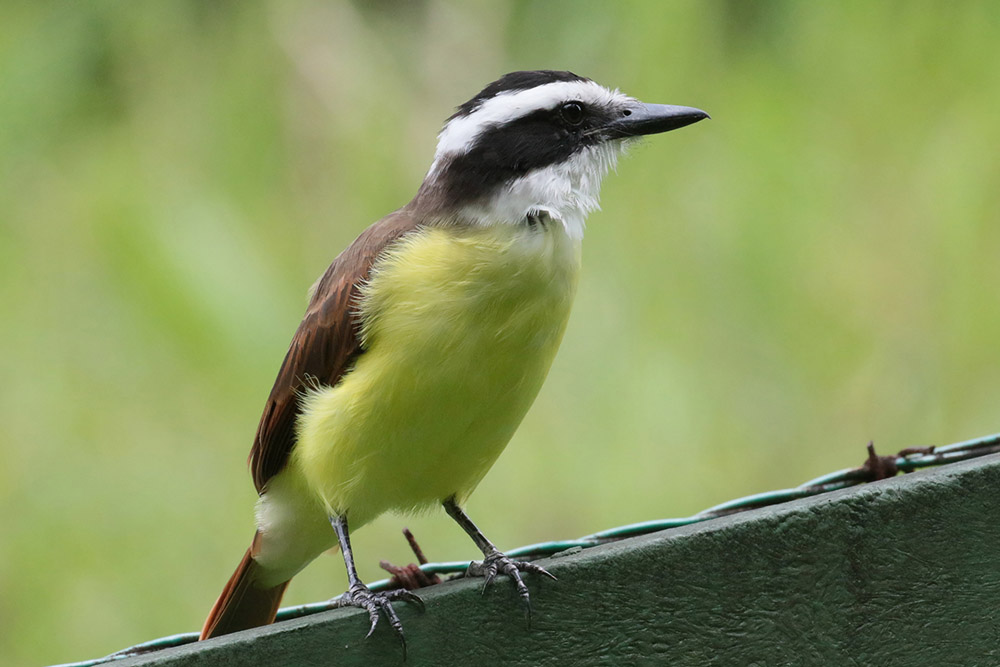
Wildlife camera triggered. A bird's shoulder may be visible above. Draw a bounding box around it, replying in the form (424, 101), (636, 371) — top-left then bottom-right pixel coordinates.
(249, 209), (422, 493)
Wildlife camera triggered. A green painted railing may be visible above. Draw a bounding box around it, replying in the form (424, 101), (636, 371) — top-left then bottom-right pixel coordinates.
(89, 446), (1000, 666)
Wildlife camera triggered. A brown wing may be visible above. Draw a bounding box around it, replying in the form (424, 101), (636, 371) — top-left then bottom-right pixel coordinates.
(249, 210), (420, 493)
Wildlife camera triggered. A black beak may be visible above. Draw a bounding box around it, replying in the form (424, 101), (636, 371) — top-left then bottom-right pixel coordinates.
(606, 102), (710, 139)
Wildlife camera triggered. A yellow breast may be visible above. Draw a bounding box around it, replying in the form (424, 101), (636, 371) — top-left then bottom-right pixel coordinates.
(292, 221), (580, 526)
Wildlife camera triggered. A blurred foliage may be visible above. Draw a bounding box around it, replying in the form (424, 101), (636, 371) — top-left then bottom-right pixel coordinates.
(1, 1), (998, 664)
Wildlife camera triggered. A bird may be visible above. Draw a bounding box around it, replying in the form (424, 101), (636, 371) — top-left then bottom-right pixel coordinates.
(200, 70), (708, 646)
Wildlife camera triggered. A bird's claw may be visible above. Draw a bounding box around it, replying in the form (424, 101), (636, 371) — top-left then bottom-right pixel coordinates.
(330, 584), (424, 657)
(465, 550), (556, 625)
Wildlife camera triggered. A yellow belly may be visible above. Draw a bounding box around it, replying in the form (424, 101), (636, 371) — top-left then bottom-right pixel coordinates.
(291, 221), (580, 527)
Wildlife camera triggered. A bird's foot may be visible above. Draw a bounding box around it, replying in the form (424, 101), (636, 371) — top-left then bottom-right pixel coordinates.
(465, 549), (556, 625)
(330, 583), (424, 656)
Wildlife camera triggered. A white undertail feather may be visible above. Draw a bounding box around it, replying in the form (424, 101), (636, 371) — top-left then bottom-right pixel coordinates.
(254, 472), (335, 587)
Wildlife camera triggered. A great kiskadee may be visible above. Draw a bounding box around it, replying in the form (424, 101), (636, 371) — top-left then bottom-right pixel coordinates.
(200, 70), (707, 645)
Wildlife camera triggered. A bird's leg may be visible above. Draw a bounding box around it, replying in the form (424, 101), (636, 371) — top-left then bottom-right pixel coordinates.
(328, 515), (424, 655)
(442, 497), (556, 624)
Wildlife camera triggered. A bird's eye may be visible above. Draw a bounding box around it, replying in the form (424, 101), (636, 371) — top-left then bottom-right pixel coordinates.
(560, 101), (585, 125)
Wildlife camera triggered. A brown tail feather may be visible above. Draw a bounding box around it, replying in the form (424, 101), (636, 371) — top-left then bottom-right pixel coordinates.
(200, 535), (289, 640)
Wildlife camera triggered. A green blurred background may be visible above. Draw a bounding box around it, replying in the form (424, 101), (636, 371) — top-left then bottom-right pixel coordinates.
(2, 1), (998, 664)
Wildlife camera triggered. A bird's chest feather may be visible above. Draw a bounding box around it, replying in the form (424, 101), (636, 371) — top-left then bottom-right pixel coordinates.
(358, 222), (580, 362)
(292, 221), (580, 518)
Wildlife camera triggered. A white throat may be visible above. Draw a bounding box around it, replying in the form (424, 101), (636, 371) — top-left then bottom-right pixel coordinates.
(455, 142), (624, 241)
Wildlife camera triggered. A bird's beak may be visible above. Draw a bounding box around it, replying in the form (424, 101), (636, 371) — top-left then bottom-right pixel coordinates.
(606, 102), (709, 139)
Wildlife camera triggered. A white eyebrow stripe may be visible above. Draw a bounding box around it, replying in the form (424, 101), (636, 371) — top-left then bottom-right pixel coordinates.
(433, 80), (627, 159)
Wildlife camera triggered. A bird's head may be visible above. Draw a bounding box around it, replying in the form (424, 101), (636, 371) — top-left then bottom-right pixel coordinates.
(416, 70), (708, 239)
